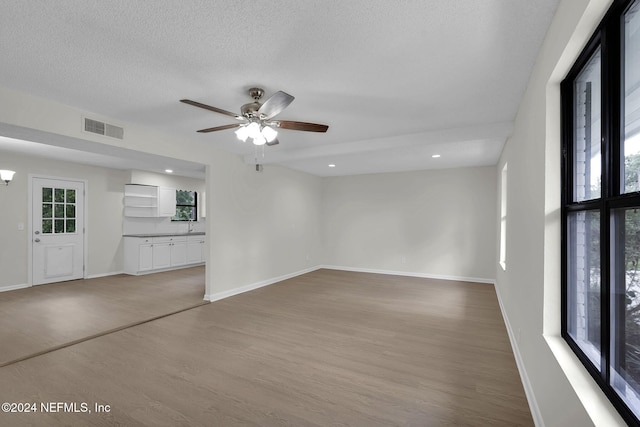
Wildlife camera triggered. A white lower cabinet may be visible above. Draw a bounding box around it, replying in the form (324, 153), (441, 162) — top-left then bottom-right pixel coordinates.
(151, 238), (172, 270)
(171, 237), (187, 267)
(139, 240), (154, 272)
(124, 235), (204, 275)
(187, 235), (206, 264)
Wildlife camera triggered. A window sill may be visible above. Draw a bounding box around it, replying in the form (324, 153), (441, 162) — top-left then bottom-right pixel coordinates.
(544, 335), (627, 426)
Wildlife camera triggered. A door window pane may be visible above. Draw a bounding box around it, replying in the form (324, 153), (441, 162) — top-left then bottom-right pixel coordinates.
(574, 48), (602, 201)
(611, 207), (640, 416)
(624, 1), (640, 193)
(42, 187), (52, 203)
(66, 189), (76, 203)
(54, 188), (65, 203)
(568, 210), (602, 367)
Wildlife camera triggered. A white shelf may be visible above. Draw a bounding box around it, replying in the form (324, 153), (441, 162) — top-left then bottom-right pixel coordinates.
(124, 184), (176, 218)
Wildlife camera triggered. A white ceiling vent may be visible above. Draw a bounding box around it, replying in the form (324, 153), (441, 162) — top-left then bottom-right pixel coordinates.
(83, 117), (124, 140)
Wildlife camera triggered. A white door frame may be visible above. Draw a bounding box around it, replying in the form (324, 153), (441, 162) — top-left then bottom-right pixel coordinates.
(28, 174), (88, 286)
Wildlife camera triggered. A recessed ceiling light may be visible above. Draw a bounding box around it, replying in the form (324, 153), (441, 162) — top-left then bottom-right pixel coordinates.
(432, 154), (441, 158)
(165, 169), (173, 173)
(328, 164), (336, 168)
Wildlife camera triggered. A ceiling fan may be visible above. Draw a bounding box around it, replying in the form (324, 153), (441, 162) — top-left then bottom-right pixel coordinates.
(181, 88), (328, 146)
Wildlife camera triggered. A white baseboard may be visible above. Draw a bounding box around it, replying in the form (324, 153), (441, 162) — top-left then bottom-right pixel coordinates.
(0, 283), (30, 293)
(86, 271), (125, 280)
(0, 272), (124, 291)
(321, 265), (495, 285)
(205, 265), (322, 302)
(494, 285), (544, 427)
(123, 262), (205, 276)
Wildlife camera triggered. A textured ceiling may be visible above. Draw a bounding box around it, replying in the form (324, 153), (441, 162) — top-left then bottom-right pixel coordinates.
(0, 0), (558, 177)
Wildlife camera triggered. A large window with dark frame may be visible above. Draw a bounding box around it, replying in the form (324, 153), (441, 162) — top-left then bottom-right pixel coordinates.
(562, 0), (640, 424)
(172, 190), (197, 221)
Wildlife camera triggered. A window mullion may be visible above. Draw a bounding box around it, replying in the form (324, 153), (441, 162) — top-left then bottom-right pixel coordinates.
(602, 6), (623, 385)
(601, 20), (613, 385)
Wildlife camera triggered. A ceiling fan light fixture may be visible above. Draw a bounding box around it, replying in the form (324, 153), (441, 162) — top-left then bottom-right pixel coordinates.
(261, 125), (278, 143)
(246, 122), (261, 138)
(235, 125), (250, 142)
(252, 133), (267, 146)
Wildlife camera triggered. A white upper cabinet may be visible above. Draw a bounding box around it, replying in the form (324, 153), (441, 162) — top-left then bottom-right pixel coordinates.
(158, 187), (177, 217)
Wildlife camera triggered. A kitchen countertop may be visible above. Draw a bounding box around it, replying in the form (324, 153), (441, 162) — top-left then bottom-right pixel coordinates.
(123, 232), (205, 238)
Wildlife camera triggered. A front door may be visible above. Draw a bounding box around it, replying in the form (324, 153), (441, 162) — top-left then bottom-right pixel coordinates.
(32, 177), (85, 285)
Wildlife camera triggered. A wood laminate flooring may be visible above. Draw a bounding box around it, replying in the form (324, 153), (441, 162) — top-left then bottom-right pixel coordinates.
(0, 269), (532, 426)
(0, 266), (206, 366)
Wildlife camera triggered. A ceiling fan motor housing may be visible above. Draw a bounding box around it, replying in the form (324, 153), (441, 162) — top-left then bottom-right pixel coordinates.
(241, 102), (262, 119)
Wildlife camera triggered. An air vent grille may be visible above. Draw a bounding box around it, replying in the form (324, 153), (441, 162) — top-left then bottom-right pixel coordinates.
(84, 118), (105, 135)
(105, 123), (124, 139)
(83, 118), (124, 140)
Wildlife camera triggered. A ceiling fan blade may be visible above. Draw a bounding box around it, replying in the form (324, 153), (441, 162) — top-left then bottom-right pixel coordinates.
(277, 120), (329, 133)
(258, 91), (295, 120)
(197, 123), (242, 133)
(180, 99), (243, 120)
(266, 137), (280, 146)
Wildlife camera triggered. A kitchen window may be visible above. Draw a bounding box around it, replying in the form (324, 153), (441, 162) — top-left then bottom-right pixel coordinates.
(561, 0), (640, 424)
(172, 190), (197, 221)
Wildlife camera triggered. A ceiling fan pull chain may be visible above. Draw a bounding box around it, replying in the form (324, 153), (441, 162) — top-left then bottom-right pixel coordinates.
(253, 149), (264, 172)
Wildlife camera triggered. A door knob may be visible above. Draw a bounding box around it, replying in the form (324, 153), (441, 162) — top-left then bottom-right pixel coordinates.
(34, 238), (41, 242)
(34, 231), (40, 235)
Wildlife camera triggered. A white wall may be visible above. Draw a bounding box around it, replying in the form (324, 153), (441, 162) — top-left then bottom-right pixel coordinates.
(496, 0), (625, 425)
(0, 150), (129, 289)
(323, 167), (497, 282)
(129, 170), (205, 192)
(207, 153), (324, 298)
